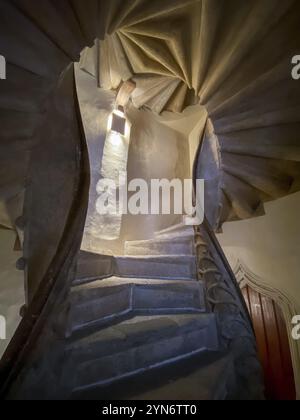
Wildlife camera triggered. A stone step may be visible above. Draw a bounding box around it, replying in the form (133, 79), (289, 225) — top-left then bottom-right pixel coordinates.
(69, 314), (219, 393)
(68, 278), (206, 335)
(71, 0), (100, 45)
(15, 1), (86, 62)
(0, 110), (40, 142)
(124, 237), (194, 256)
(73, 351), (235, 400)
(0, 1), (70, 79)
(0, 64), (53, 113)
(129, 353), (235, 401)
(222, 173), (265, 220)
(154, 222), (194, 240)
(75, 251), (115, 284)
(115, 255), (197, 280)
(222, 153), (293, 199)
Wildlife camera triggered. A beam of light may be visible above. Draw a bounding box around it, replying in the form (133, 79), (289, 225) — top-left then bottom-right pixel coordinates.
(109, 131), (123, 147)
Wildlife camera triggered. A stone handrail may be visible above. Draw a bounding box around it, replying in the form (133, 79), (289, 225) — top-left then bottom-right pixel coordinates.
(0, 65), (90, 398)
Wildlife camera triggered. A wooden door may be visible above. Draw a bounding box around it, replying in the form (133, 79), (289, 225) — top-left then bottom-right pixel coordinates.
(242, 285), (296, 400)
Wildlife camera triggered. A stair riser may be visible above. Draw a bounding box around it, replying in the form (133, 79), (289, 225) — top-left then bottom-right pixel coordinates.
(154, 222), (193, 236)
(133, 287), (204, 311)
(76, 253), (197, 283)
(115, 258), (197, 280)
(125, 241), (194, 256)
(155, 231), (194, 240)
(68, 288), (131, 335)
(75, 256), (114, 284)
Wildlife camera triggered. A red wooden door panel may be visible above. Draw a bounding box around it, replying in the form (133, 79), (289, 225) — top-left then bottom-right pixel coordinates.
(242, 285), (296, 400)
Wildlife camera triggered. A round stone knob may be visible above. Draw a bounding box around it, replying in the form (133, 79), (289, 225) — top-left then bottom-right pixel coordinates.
(16, 257), (26, 271)
(19, 305), (27, 318)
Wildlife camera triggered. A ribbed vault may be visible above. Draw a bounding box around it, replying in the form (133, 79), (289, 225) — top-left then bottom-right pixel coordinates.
(1, 0), (300, 240)
(80, 0), (300, 229)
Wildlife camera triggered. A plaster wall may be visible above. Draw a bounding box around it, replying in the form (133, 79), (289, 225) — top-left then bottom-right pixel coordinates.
(120, 105), (191, 244)
(217, 192), (300, 312)
(154, 105), (207, 177)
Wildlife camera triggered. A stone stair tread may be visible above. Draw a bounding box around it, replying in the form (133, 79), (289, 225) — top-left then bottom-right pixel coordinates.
(0, 1), (70, 79)
(72, 351), (232, 400)
(125, 236), (193, 245)
(154, 232), (195, 240)
(73, 276), (201, 288)
(71, 0), (100, 45)
(15, 1), (86, 61)
(0, 64), (53, 113)
(117, 254), (195, 259)
(69, 314), (216, 356)
(75, 256), (198, 284)
(71, 277), (204, 296)
(74, 276), (201, 288)
(70, 314), (218, 393)
(124, 236), (195, 257)
(68, 279), (206, 335)
(155, 222), (194, 237)
(131, 353), (234, 400)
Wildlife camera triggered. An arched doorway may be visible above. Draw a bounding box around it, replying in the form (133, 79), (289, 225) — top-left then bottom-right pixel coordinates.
(242, 284), (296, 400)
(235, 260), (298, 400)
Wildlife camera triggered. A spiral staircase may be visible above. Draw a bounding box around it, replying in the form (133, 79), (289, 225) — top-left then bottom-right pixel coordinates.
(0, 0), (299, 400)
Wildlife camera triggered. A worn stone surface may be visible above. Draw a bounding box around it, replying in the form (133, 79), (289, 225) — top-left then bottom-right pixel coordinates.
(125, 236), (195, 256)
(68, 277), (206, 334)
(69, 313), (219, 393)
(115, 255), (197, 280)
(23, 67), (80, 302)
(75, 251), (115, 284)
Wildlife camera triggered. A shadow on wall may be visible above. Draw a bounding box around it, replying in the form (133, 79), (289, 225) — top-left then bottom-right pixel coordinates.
(0, 229), (25, 359)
